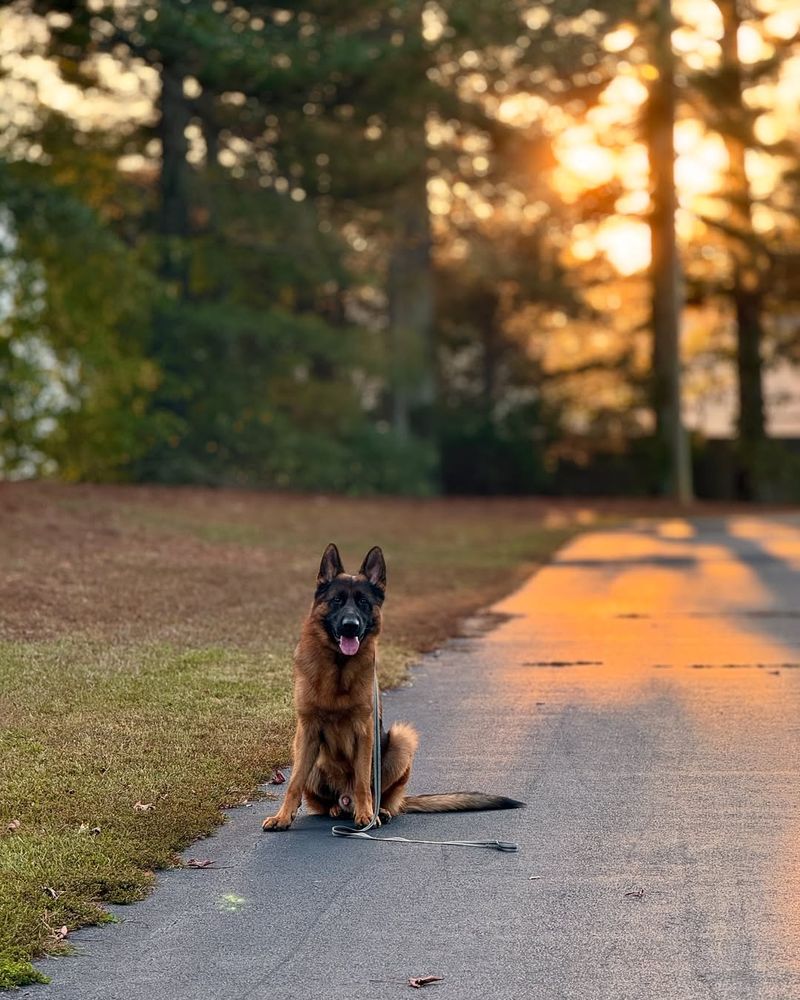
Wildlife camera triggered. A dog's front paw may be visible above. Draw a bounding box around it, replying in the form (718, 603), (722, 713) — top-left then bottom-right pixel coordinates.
(378, 808), (393, 825)
(353, 807), (374, 828)
(262, 813), (293, 832)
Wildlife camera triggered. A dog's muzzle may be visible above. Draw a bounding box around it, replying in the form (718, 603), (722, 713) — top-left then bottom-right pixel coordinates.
(337, 616), (362, 656)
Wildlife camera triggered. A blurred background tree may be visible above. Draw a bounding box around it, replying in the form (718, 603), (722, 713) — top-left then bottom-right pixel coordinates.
(1, 0), (798, 497)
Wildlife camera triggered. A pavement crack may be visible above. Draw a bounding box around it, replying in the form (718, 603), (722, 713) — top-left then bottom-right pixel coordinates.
(522, 659), (603, 667)
(239, 877), (354, 998)
(689, 662), (800, 670)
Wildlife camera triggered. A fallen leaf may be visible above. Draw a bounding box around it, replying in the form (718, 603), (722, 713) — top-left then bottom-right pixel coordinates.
(6, 819), (20, 833)
(624, 887), (644, 899)
(186, 858), (215, 869)
(408, 975), (443, 989)
(42, 886), (59, 900)
(269, 769), (286, 785)
(43, 913), (69, 942)
(90, 826), (101, 836)
(133, 801), (155, 813)
(528, 875), (543, 880)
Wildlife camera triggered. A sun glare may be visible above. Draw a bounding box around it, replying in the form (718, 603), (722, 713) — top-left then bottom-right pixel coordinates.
(765, 9), (800, 40)
(738, 23), (775, 64)
(603, 24), (636, 53)
(554, 126), (617, 188)
(548, 1), (798, 277)
(596, 218), (652, 276)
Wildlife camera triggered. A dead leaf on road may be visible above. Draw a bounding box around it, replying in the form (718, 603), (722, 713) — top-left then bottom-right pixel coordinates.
(624, 887), (645, 899)
(186, 858), (215, 869)
(408, 975), (443, 989)
(269, 769), (286, 785)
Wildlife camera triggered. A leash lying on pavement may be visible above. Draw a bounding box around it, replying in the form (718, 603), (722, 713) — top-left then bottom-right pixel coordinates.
(331, 663), (520, 853)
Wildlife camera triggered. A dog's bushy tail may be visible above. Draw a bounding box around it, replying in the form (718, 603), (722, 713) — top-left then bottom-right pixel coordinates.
(386, 721), (419, 757)
(401, 792), (524, 813)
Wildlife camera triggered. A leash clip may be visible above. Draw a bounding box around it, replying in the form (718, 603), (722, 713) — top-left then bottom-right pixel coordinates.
(492, 840), (519, 853)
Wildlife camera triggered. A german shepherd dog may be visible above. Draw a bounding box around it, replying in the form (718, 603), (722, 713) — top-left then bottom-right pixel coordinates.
(262, 543), (523, 831)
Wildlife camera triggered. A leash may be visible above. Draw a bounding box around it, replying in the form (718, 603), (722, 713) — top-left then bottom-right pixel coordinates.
(331, 660), (519, 853)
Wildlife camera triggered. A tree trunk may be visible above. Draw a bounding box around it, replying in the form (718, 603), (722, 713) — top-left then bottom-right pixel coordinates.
(387, 155), (436, 440)
(157, 61), (191, 295)
(385, 0), (436, 442)
(716, 0), (768, 499)
(645, 0), (693, 502)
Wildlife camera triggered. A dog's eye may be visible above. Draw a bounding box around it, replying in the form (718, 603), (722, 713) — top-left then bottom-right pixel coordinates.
(356, 596), (370, 610)
(330, 594), (345, 607)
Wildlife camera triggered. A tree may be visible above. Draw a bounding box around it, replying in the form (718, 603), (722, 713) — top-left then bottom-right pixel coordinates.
(709, 0), (769, 497)
(644, 0), (693, 501)
(0, 158), (164, 479)
(682, 0), (800, 497)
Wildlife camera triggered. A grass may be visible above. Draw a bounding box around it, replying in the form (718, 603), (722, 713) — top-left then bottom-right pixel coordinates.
(0, 483), (592, 988)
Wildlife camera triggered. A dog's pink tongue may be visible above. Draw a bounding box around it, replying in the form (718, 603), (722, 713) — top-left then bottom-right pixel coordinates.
(338, 635), (360, 656)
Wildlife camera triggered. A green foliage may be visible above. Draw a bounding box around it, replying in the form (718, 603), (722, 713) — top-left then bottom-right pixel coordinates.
(439, 403), (551, 495)
(0, 162), (164, 479)
(129, 297), (437, 492)
(0, 959), (48, 990)
(6, 0), (794, 497)
(259, 422), (439, 495)
(1, 0), (579, 492)
(740, 439), (800, 503)
(2, 0), (561, 491)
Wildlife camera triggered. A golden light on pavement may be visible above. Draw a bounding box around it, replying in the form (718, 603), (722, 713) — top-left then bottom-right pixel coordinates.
(657, 519), (696, 539)
(492, 518), (800, 715)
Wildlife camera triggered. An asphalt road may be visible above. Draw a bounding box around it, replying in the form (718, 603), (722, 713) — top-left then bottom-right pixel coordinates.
(27, 515), (800, 999)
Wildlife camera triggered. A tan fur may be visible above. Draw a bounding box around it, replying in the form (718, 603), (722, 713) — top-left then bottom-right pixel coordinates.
(262, 563), (418, 831)
(262, 546), (523, 833)
(402, 792), (521, 813)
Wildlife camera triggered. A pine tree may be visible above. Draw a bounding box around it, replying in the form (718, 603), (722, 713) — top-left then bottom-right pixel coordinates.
(685, 0), (800, 497)
(644, 0), (693, 501)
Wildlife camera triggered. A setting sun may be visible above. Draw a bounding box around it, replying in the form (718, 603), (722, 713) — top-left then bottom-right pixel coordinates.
(542, 6), (799, 277)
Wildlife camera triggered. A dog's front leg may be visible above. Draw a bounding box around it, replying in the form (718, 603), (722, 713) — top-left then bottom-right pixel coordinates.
(263, 717), (320, 831)
(352, 715), (375, 828)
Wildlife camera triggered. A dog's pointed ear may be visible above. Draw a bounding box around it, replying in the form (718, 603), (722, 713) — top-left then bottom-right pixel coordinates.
(359, 546), (386, 591)
(318, 543), (344, 586)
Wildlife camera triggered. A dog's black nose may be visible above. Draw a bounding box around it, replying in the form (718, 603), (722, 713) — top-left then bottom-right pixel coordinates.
(339, 617), (361, 638)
